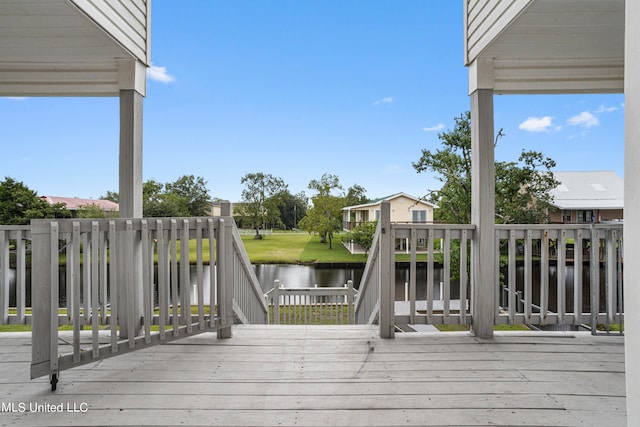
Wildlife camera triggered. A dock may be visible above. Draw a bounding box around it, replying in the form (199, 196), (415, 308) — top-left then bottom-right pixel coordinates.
(0, 325), (626, 426)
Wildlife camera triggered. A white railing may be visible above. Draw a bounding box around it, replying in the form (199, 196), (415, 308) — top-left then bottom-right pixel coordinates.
(354, 224), (381, 325)
(0, 225), (31, 325)
(358, 202), (624, 337)
(496, 223), (624, 332)
(229, 226), (269, 324)
(265, 279), (357, 325)
(392, 223), (474, 327)
(30, 215), (267, 389)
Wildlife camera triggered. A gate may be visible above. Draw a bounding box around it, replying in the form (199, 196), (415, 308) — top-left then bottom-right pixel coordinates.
(30, 215), (267, 390)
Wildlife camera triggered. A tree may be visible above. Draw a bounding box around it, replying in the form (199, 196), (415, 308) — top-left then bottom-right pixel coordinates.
(0, 177), (68, 225)
(142, 179), (186, 217)
(344, 184), (369, 206)
(299, 174), (343, 249)
(342, 220), (377, 254)
(276, 190), (308, 230)
(102, 175), (212, 218)
(100, 191), (119, 203)
(236, 173), (287, 238)
(413, 111), (558, 224)
(76, 204), (119, 219)
(165, 175), (211, 217)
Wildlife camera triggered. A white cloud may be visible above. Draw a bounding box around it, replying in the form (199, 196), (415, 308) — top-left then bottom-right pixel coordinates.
(422, 123), (445, 132)
(568, 111), (599, 127)
(373, 96), (393, 106)
(3, 97), (27, 100)
(594, 105), (617, 113)
(518, 116), (554, 132)
(147, 64), (175, 83)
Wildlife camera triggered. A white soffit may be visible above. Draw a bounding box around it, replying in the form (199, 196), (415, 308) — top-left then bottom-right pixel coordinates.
(0, 0), (144, 96)
(468, 0), (625, 94)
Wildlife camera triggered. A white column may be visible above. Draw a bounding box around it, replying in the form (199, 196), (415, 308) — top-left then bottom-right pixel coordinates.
(379, 201), (395, 338)
(117, 60), (145, 338)
(624, 2), (640, 423)
(119, 89), (143, 218)
(469, 58), (495, 339)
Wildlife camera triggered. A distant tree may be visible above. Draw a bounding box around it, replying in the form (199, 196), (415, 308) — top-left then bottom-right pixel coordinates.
(344, 184), (369, 206)
(236, 173), (287, 238)
(100, 191), (119, 203)
(276, 190), (308, 230)
(165, 175), (211, 217)
(137, 175), (212, 217)
(299, 174), (343, 249)
(413, 111), (558, 224)
(76, 204), (119, 219)
(0, 177), (69, 225)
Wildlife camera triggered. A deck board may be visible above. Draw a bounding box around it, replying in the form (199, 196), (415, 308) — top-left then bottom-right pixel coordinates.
(0, 325), (626, 426)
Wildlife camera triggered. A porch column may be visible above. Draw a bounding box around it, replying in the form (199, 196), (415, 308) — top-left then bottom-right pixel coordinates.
(379, 201), (395, 338)
(119, 89), (143, 218)
(624, 2), (640, 422)
(117, 60), (146, 338)
(469, 59), (495, 338)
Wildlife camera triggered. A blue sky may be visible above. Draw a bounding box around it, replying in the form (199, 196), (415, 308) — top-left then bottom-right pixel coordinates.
(0, 1), (625, 202)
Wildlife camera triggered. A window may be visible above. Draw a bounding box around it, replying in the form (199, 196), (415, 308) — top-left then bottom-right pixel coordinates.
(577, 210), (594, 223)
(412, 210), (427, 223)
(375, 209), (380, 220)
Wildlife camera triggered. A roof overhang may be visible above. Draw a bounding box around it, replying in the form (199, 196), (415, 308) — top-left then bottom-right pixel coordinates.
(465, 0), (624, 94)
(0, 0), (149, 97)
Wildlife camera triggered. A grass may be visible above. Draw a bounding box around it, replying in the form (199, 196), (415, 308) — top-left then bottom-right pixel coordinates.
(240, 232), (369, 264)
(269, 304), (351, 325)
(239, 232), (435, 264)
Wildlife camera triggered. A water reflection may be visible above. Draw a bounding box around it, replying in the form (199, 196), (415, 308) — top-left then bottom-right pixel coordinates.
(7, 262), (611, 313)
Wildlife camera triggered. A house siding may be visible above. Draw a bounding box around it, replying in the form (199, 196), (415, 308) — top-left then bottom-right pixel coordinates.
(465, 0), (532, 64)
(71, 0), (149, 65)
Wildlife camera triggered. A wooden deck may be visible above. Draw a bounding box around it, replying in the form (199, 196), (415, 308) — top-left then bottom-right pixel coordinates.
(0, 325), (626, 426)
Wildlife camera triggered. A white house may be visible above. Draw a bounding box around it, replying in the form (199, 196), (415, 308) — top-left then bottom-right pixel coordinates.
(342, 193), (437, 231)
(548, 171), (624, 224)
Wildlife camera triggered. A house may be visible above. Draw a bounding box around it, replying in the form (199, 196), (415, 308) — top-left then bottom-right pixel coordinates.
(342, 193), (437, 231)
(41, 196), (119, 217)
(464, 1), (639, 419)
(548, 171), (624, 224)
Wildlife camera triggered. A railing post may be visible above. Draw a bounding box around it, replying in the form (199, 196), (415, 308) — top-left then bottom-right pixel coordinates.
(217, 218), (234, 339)
(220, 201), (232, 217)
(379, 201), (395, 338)
(30, 220), (54, 381)
(273, 280), (281, 325)
(347, 280), (354, 325)
(0, 230), (8, 324)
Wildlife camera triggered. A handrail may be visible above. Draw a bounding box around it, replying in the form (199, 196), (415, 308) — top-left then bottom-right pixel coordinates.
(230, 223), (269, 324)
(266, 279), (357, 325)
(354, 222), (381, 325)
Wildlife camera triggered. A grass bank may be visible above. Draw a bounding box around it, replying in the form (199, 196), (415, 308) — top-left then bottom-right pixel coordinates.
(240, 232), (369, 264)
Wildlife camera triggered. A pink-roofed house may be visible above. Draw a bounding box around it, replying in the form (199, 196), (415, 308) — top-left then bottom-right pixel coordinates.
(41, 196), (119, 217)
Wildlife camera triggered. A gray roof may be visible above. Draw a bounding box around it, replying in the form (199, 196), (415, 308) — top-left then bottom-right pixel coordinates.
(550, 171), (623, 210)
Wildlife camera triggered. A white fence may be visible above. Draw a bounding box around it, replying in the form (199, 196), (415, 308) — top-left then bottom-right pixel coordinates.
(356, 202), (624, 336)
(265, 279), (357, 325)
(28, 215), (267, 390)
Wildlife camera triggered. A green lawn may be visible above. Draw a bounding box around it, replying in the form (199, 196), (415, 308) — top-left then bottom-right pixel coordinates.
(240, 232), (369, 264)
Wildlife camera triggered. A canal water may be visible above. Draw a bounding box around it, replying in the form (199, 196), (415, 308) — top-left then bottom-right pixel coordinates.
(7, 262), (612, 314)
